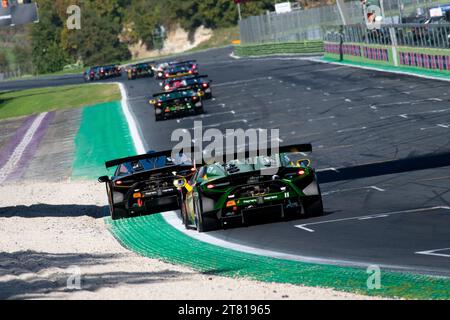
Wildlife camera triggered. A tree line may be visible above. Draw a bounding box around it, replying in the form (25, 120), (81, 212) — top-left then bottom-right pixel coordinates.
(2, 0), (335, 75)
(27, 0), (278, 74)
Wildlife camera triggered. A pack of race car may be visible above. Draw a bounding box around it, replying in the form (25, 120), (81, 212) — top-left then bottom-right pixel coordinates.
(84, 64), (122, 82)
(148, 60), (212, 121)
(98, 59), (324, 232)
(126, 61), (155, 80)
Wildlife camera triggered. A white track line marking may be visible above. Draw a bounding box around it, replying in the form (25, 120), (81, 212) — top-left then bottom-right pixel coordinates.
(117, 83), (146, 154)
(295, 206), (450, 233)
(0, 113), (48, 184)
(416, 248), (450, 258)
(316, 167), (339, 172)
(161, 210), (392, 269)
(215, 77), (272, 87)
(308, 116), (335, 122)
(337, 126), (367, 133)
(322, 185), (385, 196)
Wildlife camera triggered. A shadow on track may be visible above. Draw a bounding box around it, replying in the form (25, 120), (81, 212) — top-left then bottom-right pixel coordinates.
(318, 151), (450, 184)
(0, 251), (184, 299)
(0, 204), (108, 219)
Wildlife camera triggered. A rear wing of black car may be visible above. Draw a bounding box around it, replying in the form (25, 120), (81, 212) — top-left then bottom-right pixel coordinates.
(169, 60), (197, 67)
(152, 88), (198, 98)
(105, 150), (175, 169)
(130, 61), (155, 68)
(166, 75), (208, 83)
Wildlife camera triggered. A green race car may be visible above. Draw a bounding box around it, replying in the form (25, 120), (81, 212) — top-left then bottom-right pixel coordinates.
(149, 88), (204, 121)
(175, 144), (324, 232)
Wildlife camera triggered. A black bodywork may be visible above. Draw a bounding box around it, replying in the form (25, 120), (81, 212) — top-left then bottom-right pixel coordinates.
(127, 62), (155, 80)
(98, 151), (194, 220)
(84, 65), (122, 81)
(154, 60), (197, 79)
(150, 88), (205, 121)
(161, 75), (212, 99)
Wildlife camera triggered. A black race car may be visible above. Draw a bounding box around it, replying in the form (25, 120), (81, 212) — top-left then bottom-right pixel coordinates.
(174, 144), (324, 232)
(149, 88), (205, 121)
(127, 62), (155, 80)
(98, 150), (194, 220)
(161, 75), (212, 99)
(162, 63), (198, 79)
(154, 60), (198, 79)
(84, 64), (122, 82)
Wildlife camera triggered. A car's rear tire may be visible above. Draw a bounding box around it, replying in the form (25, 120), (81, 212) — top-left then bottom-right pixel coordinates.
(111, 206), (127, 220)
(194, 196), (218, 232)
(303, 196), (324, 217)
(195, 106), (204, 115)
(197, 214), (218, 232)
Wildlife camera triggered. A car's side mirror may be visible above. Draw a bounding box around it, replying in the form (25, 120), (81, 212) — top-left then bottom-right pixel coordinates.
(98, 176), (110, 183)
(149, 99), (156, 105)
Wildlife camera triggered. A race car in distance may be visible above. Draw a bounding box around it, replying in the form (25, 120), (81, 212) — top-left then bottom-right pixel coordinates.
(161, 62), (198, 79)
(174, 144), (323, 232)
(161, 75), (212, 99)
(127, 62), (155, 80)
(98, 150), (194, 220)
(84, 64), (122, 81)
(154, 60), (198, 79)
(149, 88), (205, 121)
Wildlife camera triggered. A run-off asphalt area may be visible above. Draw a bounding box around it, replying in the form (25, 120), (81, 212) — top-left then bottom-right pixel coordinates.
(2, 47), (450, 276)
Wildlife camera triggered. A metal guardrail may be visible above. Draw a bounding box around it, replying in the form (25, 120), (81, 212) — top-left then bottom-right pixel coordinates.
(324, 23), (450, 49)
(239, 0), (447, 45)
(239, 1), (363, 44)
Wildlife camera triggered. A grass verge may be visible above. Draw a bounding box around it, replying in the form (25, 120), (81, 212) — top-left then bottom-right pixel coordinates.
(190, 26), (240, 52)
(235, 41), (324, 57)
(0, 84), (121, 120)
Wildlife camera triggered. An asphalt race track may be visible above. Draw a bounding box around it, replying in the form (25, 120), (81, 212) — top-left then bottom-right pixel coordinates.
(3, 47), (450, 276)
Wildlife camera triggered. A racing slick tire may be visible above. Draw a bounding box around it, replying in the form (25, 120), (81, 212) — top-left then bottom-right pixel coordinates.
(195, 196), (219, 232)
(195, 106), (204, 115)
(197, 214), (218, 233)
(110, 206), (128, 220)
(303, 196), (324, 217)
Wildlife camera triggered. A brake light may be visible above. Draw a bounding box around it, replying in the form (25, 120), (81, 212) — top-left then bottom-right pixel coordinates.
(165, 85), (170, 91)
(207, 184), (215, 189)
(188, 70), (193, 74)
(226, 200), (236, 207)
(298, 170), (306, 176)
(115, 180), (123, 185)
(165, 73), (169, 77)
(192, 64), (197, 69)
(202, 83), (208, 88)
(165, 107), (170, 113)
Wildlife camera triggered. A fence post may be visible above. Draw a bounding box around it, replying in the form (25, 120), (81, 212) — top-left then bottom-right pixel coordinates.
(389, 26), (399, 67)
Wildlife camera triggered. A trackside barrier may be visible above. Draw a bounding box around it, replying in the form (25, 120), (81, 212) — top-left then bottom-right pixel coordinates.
(324, 24), (450, 74)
